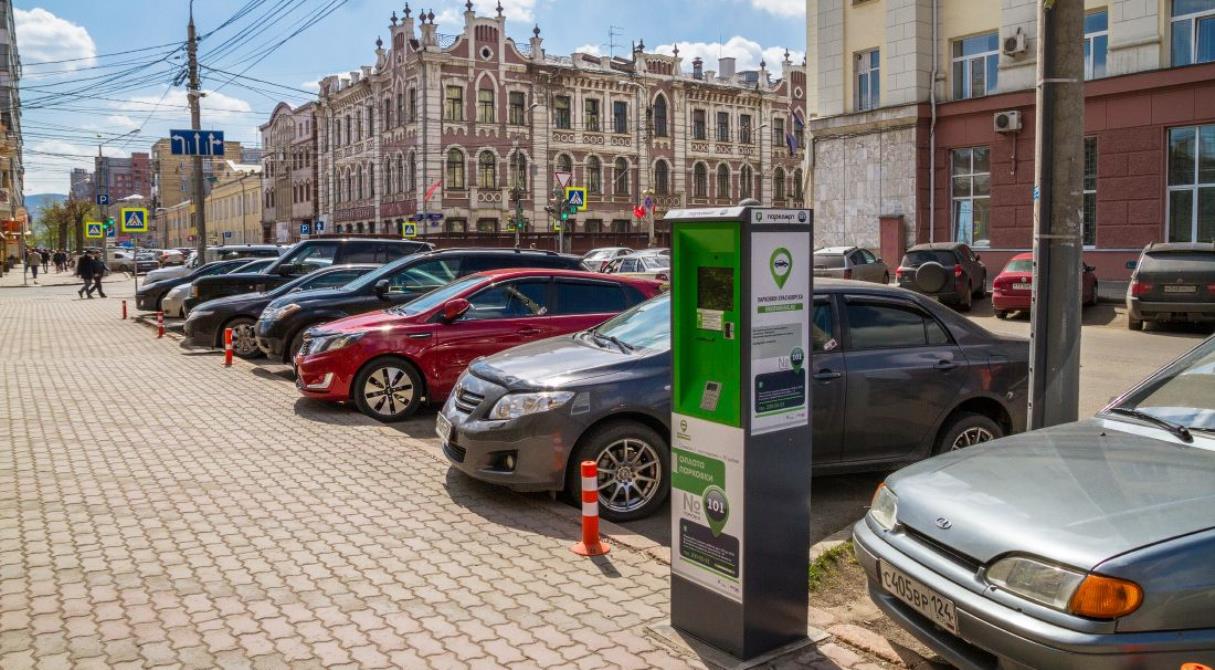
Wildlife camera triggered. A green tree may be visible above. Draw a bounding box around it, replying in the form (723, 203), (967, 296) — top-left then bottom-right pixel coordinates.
(44, 199), (98, 251)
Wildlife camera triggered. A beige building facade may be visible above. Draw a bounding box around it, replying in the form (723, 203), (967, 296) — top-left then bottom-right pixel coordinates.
(260, 102), (317, 244)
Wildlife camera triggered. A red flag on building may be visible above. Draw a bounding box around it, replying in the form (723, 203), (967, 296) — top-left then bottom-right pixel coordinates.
(633, 205), (646, 220)
(423, 179), (443, 203)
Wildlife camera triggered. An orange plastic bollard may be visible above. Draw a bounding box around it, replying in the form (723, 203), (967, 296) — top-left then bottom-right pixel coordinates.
(156, 311), (164, 338)
(570, 460), (610, 557)
(121, 300), (127, 320)
(223, 328), (234, 367)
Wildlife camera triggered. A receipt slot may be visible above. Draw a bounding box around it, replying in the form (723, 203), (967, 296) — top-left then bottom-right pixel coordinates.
(667, 206), (813, 660)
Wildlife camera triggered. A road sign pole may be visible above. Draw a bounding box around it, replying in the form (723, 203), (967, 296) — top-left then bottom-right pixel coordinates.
(187, 4), (207, 263)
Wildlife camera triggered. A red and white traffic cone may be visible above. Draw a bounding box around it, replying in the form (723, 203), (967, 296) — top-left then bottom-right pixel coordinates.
(121, 300), (127, 320)
(156, 311), (164, 338)
(571, 460), (610, 557)
(223, 328), (234, 367)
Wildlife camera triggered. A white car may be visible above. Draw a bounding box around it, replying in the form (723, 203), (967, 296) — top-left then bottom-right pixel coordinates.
(161, 282), (192, 318)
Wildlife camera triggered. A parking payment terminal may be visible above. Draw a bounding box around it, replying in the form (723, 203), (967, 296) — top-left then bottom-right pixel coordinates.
(667, 206), (813, 660)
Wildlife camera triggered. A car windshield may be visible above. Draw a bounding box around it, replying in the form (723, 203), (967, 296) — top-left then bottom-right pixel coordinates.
(1004, 259), (1033, 272)
(1141, 250), (1215, 270)
(342, 257), (413, 292)
(388, 275), (485, 316)
(1108, 337), (1215, 432)
(233, 259), (273, 273)
(903, 250), (958, 267)
(588, 293), (670, 353)
(641, 256), (670, 270)
(814, 253), (846, 269)
(585, 249), (619, 261)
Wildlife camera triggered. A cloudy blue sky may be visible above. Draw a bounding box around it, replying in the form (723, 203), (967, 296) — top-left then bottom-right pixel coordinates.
(17, 0), (806, 195)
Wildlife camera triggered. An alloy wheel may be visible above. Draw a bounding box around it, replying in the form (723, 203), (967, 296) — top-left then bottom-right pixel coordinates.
(362, 366), (415, 417)
(595, 438), (663, 514)
(950, 426), (994, 451)
(231, 322), (258, 357)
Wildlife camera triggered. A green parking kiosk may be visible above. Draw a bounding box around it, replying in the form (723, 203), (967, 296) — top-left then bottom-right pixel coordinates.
(668, 206), (813, 660)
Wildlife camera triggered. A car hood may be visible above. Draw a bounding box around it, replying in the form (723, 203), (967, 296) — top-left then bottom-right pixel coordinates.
(887, 417), (1215, 570)
(313, 307), (415, 334)
(469, 334), (658, 389)
(192, 292), (269, 313)
(267, 286), (349, 310)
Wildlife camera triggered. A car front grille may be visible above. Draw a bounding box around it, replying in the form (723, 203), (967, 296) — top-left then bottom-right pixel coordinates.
(903, 526), (982, 573)
(453, 387), (485, 414)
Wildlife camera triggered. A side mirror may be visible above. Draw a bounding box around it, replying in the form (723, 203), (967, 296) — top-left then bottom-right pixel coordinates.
(373, 279), (390, 298)
(277, 263), (296, 276)
(441, 298), (470, 322)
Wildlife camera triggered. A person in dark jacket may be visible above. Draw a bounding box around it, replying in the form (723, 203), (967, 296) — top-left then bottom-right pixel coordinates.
(76, 252), (106, 298)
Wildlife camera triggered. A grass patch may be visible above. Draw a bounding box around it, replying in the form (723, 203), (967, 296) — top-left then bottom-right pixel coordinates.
(809, 540), (856, 592)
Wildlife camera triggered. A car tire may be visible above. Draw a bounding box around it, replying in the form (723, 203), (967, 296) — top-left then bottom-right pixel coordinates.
(935, 411), (1003, 455)
(972, 278), (985, 299)
(994, 310), (1008, 320)
(352, 356), (424, 423)
(1128, 317), (1144, 331)
(287, 330), (307, 363)
(956, 288), (973, 313)
(882, 272), (890, 285)
(224, 317), (262, 359)
(1086, 282), (1100, 307)
(567, 421), (670, 523)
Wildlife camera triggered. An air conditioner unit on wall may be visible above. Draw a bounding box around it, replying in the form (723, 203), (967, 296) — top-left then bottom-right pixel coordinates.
(994, 110), (1022, 133)
(1003, 30), (1027, 57)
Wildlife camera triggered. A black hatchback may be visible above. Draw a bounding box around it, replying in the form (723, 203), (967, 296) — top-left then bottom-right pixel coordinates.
(896, 242), (987, 311)
(255, 247), (586, 362)
(1127, 243), (1215, 330)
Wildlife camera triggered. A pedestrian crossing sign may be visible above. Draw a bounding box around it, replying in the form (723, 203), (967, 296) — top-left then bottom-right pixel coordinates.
(401, 221), (418, 238)
(564, 187), (588, 212)
(84, 221), (103, 239)
(120, 207), (148, 233)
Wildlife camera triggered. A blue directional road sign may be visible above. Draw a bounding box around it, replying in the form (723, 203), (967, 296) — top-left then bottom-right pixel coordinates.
(223, 231), (233, 239)
(169, 129), (226, 156)
(96, 193), (110, 206)
(120, 207), (148, 233)
(300, 222), (312, 235)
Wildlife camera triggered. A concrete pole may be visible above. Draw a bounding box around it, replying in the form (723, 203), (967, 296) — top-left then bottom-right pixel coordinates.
(1028, 0), (1085, 429)
(187, 2), (208, 261)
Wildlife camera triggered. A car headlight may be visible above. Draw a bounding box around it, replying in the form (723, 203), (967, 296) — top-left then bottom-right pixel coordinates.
(191, 285), (200, 298)
(488, 391), (575, 421)
(266, 303), (301, 321)
(310, 332), (364, 354)
(986, 556), (1142, 618)
(868, 483), (898, 531)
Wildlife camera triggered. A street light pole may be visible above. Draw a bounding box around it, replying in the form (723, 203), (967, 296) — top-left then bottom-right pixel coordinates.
(187, 0), (208, 262)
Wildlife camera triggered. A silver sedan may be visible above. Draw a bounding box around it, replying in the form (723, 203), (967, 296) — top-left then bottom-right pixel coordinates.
(854, 335), (1215, 669)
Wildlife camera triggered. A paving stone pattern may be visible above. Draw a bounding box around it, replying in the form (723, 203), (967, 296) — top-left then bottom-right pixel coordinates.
(0, 279), (891, 669)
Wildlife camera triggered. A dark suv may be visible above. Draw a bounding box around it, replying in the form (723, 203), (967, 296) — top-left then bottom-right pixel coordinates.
(1127, 243), (1215, 331)
(896, 242), (987, 311)
(188, 237), (433, 310)
(255, 247), (585, 362)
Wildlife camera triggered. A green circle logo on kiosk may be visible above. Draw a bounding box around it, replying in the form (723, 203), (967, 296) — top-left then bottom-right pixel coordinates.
(790, 347), (805, 370)
(769, 247), (792, 289)
(703, 486), (730, 536)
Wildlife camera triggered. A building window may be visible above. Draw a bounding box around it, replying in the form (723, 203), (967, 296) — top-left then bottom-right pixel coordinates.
(445, 85), (464, 121)
(772, 117), (785, 148)
(716, 112), (730, 142)
(556, 154), (573, 175)
(383, 98), (391, 130)
(409, 152), (417, 192)
(717, 164), (730, 199)
(653, 95), (669, 137)
(1167, 124), (1215, 243)
(510, 151), (527, 190)
(509, 91), (526, 125)
(586, 156), (602, 194)
(478, 89), (495, 123)
(774, 167), (786, 201)
(693, 163), (708, 197)
(952, 32), (999, 99)
(1171, 0), (1215, 66)
(478, 151), (496, 189)
(396, 154), (404, 194)
(554, 96), (572, 129)
(368, 164), (375, 197)
(584, 98), (601, 132)
(654, 160), (670, 196)
(396, 92), (404, 126)
(693, 110), (707, 140)
(739, 115), (753, 145)
(855, 49), (880, 111)
(446, 148), (466, 190)
(357, 165), (365, 199)
(445, 218), (468, 233)
(476, 218), (499, 232)
(614, 158), (630, 195)
(585, 219), (603, 233)
(409, 88), (417, 122)
(793, 168), (804, 200)
(611, 219), (630, 232)
(613, 101), (628, 134)
(1084, 11), (1109, 79)
(951, 146), (992, 247)
(1083, 137), (1097, 246)
(740, 165), (753, 199)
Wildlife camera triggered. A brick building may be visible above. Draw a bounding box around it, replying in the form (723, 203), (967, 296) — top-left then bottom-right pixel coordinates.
(806, 0), (1215, 280)
(260, 101), (317, 243)
(314, 4), (807, 239)
(94, 153), (151, 201)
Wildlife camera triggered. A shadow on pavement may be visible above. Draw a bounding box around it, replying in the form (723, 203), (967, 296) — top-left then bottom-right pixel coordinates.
(250, 366), (296, 383)
(441, 466), (579, 542)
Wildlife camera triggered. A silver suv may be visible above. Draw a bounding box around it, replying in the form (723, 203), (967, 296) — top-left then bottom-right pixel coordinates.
(814, 246), (890, 284)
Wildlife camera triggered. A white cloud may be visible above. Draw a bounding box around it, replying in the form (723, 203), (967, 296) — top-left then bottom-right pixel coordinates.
(750, 0), (806, 17)
(125, 88), (254, 122)
(15, 8), (97, 70)
(102, 115), (140, 131)
(574, 43), (603, 56)
(23, 139), (128, 195)
(431, 0), (536, 28)
(301, 73), (349, 92)
(655, 36), (805, 75)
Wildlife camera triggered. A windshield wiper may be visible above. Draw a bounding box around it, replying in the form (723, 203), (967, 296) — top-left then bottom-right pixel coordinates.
(1107, 407), (1193, 443)
(590, 330), (632, 353)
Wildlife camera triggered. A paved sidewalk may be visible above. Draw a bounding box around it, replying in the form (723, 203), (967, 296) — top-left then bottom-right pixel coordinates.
(0, 279), (902, 670)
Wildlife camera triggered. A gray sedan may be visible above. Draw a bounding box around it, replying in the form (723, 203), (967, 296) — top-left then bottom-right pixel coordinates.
(853, 335), (1215, 669)
(439, 280), (1029, 521)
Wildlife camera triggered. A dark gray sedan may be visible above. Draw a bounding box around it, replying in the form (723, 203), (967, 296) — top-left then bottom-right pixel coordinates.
(853, 335), (1215, 669)
(439, 280), (1028, 521)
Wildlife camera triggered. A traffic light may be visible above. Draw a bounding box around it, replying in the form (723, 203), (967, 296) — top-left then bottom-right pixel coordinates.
(103, 218), (115, 233)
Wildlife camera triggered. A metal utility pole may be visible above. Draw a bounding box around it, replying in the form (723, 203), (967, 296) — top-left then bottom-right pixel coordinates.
(187, 1), (207, 261)
(1028, 0), (1085, 430)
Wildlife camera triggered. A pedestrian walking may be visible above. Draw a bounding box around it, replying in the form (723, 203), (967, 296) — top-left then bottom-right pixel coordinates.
(26, 248), (40, 283)
(53, 250), (66, 273)
(76, 251), (106, 298)
(40, 248), (50, 273)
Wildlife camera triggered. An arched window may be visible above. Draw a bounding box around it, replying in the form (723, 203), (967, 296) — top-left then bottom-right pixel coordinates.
(384, 158), (392, 194)
(478, 89), (495, 123)
(478, 151), (497, 189)
(344, 115), (351, 145)
(773, 167), (785, 200)
(793, 168), (804, 200)
(396, 154), (404, 194)
(652, 95), (668, 137)
(614, 158), (629, 195)
(586, 156), (602, 194)
(368, 164), (375, 198)
(693, 162), (708, 197)
(356, 111), (363, 141)
(739, 165), (753, 199)
(357, 165), (364, 199)
(556, 154), (573, 174)
(654, 160), (670, 196)
(383, 98), (391, 130)
(356, 222), (365, 234)
(409, 152), (417, 192)
(344, 169), (352, 202)
(446, 148), (466, 190)
(511, 151), (527, 190)
(716, 164), (730, 199)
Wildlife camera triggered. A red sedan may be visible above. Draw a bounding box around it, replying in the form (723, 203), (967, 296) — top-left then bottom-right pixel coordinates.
(294, 269), (663, 421)
(991, 252), (1098, 319)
